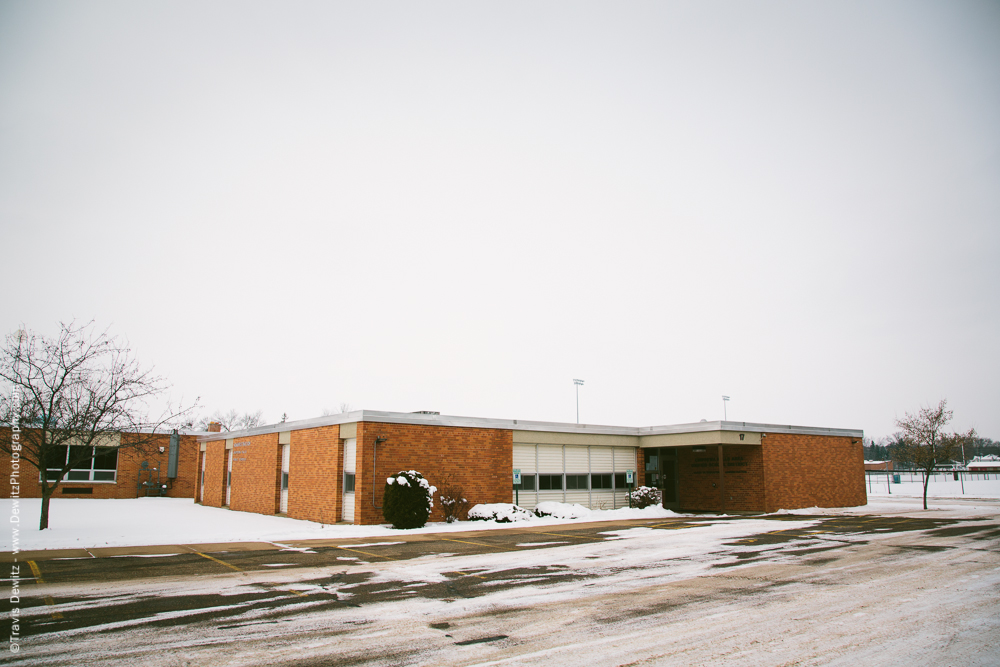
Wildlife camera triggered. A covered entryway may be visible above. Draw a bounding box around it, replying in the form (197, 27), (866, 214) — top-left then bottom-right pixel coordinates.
(643, 447), (679, 510)
(639, 428), (764, 513)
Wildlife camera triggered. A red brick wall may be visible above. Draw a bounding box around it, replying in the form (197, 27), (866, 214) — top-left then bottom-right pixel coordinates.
(761, 433), (866, 512)
(0, 428), (200, 500)
(356, 422), (513, 526)
(228, 433), (281, 516)
(201, 440), (227, 508)
(676, 445), (766, 512)
(287, 425), (342, 525)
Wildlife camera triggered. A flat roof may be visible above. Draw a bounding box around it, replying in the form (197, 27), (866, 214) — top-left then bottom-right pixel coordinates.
(198, 409), (863, 442)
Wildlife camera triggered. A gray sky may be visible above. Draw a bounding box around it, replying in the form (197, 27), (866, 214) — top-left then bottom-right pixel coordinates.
(2, 1), (998, 439)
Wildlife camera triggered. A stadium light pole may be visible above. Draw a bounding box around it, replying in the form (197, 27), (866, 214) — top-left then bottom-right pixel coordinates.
(574, 379), (584, 424)
(722, 395), (730, 421)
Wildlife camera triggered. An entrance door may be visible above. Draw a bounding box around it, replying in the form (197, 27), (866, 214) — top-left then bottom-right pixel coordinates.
(199, 452), (206, 502)
(342, 438), (356, 522)
(643, 448), (679, 510)
(225, 449), (233, 506)
(280, 444), (290, 513)
(660, 449), (679, 509)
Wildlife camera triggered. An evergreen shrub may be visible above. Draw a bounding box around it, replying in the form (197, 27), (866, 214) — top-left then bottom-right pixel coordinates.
(383, 470), (437, 529)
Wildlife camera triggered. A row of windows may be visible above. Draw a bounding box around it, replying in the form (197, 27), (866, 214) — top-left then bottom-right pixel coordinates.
(43, 445), (119, 482)
(518, 472), (632, 492)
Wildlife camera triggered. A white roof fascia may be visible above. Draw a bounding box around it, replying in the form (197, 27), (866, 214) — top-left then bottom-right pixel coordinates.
(197, 410), (862, 442)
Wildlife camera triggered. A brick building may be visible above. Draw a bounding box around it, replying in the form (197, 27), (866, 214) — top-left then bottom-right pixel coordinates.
(0, 427), (204, 500)
(194, 411), (866, 524)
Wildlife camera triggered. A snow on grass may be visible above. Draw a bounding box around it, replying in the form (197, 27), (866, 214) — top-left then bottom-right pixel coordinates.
(4, 497), (678, 551)
(865, 477), (1000, 498)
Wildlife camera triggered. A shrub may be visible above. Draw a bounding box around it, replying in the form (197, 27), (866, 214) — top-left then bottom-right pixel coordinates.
(533, 501), (590, 519)
(438, 485), (471, 523)
(383, 470), (437, 529)
(467, 503), (535, 523)
(629, 486), (662, 509)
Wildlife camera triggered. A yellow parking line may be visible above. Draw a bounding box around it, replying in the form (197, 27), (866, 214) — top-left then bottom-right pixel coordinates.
(439, 537), (511, 550)
(27, 560), (45, 583)
(336, 546), (396, 560)
(187, 549), (244, 573)
(532, 531), (602, 541)
(27, 561), (63, 620)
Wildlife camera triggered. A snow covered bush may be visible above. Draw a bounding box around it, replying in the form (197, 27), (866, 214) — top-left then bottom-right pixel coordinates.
(438, 486), (471, 523)
(628, 486), (662, 509)
(533, 501), (590, 519)
(467, 503), (535, 523)
(382, 470), (437, 529)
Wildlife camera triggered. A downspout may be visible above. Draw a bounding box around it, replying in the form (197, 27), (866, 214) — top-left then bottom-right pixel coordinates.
(372, 436), (387, 508)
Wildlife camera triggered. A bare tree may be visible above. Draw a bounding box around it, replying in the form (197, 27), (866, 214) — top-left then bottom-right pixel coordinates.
(195, 409), (265, 432)
(895, 400), (976, 510)
(0, 322), (195, 529)
(320, 402), (352, 417)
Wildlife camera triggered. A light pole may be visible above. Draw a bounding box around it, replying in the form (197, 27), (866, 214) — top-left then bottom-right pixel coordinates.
(573, 379), (584, 424)
(722, 395), (729, 421)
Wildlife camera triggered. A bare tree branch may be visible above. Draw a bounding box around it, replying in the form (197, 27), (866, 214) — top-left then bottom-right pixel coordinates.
(0, 321), (198, 529)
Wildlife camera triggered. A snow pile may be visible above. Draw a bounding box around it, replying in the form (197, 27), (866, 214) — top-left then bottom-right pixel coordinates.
(534, 502), (590, 519)
(468, 503), (536, 523)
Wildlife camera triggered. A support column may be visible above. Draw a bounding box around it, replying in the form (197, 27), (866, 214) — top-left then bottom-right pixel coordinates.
(718, 445), (726, 513)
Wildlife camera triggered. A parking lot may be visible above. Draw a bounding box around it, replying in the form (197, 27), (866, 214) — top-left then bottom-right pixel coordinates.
(8, 508), (1000, 666)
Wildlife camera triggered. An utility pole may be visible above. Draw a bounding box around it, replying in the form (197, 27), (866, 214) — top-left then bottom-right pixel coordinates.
(573, 379), (584, 424)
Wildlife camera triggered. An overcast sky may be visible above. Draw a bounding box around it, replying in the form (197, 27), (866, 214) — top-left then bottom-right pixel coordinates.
(1, 1), (998, 439)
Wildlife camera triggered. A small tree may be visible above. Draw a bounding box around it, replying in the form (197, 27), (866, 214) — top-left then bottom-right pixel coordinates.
(382, 470), (437, 529)
(438, 486), (471, 523)
(0, 322), (195, 529)
(895, 400), (976, 510)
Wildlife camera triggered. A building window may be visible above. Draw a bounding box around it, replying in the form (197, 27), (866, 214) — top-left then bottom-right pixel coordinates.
(344, 473), (356, 493)
(43, 445), (118, 482)
(519, 474), (536, 491)
(614, 472), (629, 490)
(591, 473), (613, 490)
(565, 474), (589, 490)
(538, 474), (563, 491)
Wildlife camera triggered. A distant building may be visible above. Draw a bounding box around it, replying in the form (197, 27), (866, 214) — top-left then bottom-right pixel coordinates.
(864, 460), (893, 472)
(968, 455), (1000, 473)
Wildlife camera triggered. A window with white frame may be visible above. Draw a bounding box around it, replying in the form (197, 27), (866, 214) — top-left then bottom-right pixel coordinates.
(43, 445), (119, 482)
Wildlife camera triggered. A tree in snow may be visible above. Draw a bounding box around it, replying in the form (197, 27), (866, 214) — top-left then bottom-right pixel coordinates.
(0, 322), (196, 529)
(438, 485), (471, 523)
(383, 470), (437, 529)
(895, 400), (976, 510)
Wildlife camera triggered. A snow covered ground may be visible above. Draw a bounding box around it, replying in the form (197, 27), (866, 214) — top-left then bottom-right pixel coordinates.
(4, 498), (676, 551)
(7, 476), (999, 552)
(865, 476), (1000, 498)
(11, 502), (999, 666)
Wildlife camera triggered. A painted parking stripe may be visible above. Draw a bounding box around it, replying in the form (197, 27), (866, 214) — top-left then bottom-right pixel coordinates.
(532, 531), (602, 541)
(186, 548), (244, 573)
(27, 561), (63, 620)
